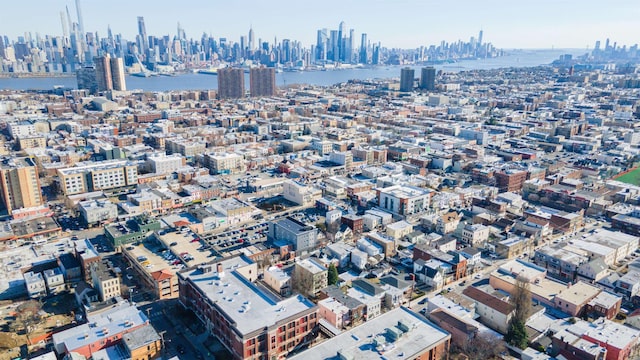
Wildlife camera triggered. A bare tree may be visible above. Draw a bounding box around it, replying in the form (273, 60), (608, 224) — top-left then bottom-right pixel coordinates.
(511, 275), (532, 323)
(292, 267), (313, 296)
(461, 333), (506, 360)
(258, 255), (273, 270)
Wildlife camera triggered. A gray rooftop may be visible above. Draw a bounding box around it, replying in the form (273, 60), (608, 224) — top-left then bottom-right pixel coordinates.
(52, 303), (148, 353)
(179, 255), (316, 336)
(122, 324), (161, 351)
(288, 307), (450, 360)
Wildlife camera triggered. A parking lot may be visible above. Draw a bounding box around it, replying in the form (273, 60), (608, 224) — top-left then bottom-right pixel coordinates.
(208, 222), (269, 250)
(158, 230), (212, 265)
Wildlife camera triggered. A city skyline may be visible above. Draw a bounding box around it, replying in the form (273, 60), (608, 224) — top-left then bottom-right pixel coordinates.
(2, 0), (639, 49)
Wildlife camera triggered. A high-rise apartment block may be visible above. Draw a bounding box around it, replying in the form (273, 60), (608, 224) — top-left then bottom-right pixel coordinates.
(94, 55), (112, 92)
(76, 66), (98, 94)
(90, 54), (127, 93)
(57, 160), (138, 195)
(420, 66), (436, 90)
(250, 67), (276, 97)
(400, 67), (415, 92)
(0, 157), (44, 217)
(217, 68), (245, 99)
(110, 57), (126, 91)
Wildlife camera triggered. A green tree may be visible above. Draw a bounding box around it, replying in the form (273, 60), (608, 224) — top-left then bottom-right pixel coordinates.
(328, 264), (339, 285)
(505, 319), (528, 349)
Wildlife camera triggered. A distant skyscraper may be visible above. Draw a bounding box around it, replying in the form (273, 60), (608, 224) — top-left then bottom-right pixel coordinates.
(372, 43), (380, 65)
(94, 55), (113, 91)
(76, 66), (98, 94)
(346, 29), (355, 63)
(316, 29), (328, 61)
(0, 157), (44, 216)
(75, 0), (85, 37)
(338, 21), (346, 61)
(217, 68), (245, 99)
(478, 29), (483, 48)
(329, 30), (339, 61)
(400, 67), (415, 92)
(248, 27), (255, 51)
(250, 67), (276, 97)
(110, 57), (126, 91)
(359, 33), (368, 64)
(137, 16), (148, 54)
(75, 0), (90, 64)
(60, 11), (69, 39)
(420, 67), (436, 91)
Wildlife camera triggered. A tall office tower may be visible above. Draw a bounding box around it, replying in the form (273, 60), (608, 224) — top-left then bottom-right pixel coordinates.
(217, 68), (245, 99)
(177, 22), (185, 40)
(477, 29), (483, 48)
(338, 21), (346, 61)
(329, 30), (339, 61)
(110, 56), (126, 91)
(75, 0), (85, 38)
(75, 0), (91, 64)
(248, 27), (255, 51)
(0, 157), (44, 216)
(0, 36), (5, 60)
(250, 67), (276, 97)
(240, 36), (247, 57)
(316, 29), (327, 61)
(282, 39), (291, 63)
(346, 29), (355, 63)
(399, 67), (415, 92)
(372, 43), (380, 65)
(60, 12), (69, 39)
(595, 40), (601, 51)
(76, 66), (98, 94)
(94, 55), (113, 91)
(359, 33), (368, 64)
(137, 16), (148, 54)
(420, 66), (436, 90)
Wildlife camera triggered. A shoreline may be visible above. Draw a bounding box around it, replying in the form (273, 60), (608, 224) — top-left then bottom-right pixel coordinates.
(0, 73), (76, 79)
(0, 56), (513, 80)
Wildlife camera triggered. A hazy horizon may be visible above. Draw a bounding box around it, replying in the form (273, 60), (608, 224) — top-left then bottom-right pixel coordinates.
(1, 0), (638, 50)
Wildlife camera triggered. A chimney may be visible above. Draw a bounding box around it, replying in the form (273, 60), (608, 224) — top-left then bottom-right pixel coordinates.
(217, 263), (223, 273)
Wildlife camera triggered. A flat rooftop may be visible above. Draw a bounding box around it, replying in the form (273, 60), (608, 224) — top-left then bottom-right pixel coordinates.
(491, 270), (566, 303)
(0, 156), (37, 169)
(582, 318), (640, 351)
(378, 184), (431, 199)
(497, 259), (546, 282)
(179, 255), (316, 336)
(52, 302), (148, 353)
(288, 307), (450, 360)
(554, 281), (601, 306)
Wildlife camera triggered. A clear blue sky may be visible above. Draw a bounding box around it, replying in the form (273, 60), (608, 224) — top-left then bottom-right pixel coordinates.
(1, 0), (638, 49)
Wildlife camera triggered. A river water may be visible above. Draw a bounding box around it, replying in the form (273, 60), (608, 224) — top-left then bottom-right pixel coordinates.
(0, 49), (586, 92)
